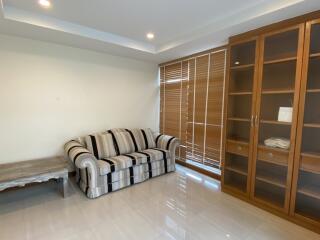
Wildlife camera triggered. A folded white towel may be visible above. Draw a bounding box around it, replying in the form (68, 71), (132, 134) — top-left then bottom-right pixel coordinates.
(264, 137), (290, 150)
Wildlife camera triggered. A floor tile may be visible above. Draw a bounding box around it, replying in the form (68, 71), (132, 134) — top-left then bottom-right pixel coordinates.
(0, 165), (319, 240)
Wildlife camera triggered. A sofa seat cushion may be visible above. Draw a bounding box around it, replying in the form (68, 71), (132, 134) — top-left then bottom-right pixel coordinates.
(137, 148), (170, 162)
(98, 152), (147, 175)
(97, 148), (170, 176)
(96, 164), (146, 183)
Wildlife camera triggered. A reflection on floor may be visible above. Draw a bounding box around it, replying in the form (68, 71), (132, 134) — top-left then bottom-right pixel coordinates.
(0, 165), (319, 240)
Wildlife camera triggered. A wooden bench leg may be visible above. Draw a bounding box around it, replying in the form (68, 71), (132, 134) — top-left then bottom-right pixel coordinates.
(58, 175), (68, 198)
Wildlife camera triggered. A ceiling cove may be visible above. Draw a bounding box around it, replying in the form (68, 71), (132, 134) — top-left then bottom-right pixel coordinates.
(0, 0), (319, 62)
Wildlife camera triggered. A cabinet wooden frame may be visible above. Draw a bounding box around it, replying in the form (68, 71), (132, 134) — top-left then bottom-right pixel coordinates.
(221, 36), (260, 197)
(289, 18), (320, 229)
(250, 24), (305, 213)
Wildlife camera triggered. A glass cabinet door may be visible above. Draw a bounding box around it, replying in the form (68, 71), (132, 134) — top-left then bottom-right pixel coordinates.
(223, 39), (258, 195)
(251, 25), (304, 211)
(291, 20), (320, 223)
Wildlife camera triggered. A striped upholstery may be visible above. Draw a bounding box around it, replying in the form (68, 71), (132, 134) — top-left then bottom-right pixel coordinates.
(97, 149), (170, 175)
(122, 128), (156, 150)
(107, 128), (126, 133)
(98, 155), (136, 175)
(85, 133), (117, 159)
(64, 140), (99, 191)
(124, 129), (144, 151)
(65, 128), (180, 198)
(78, 159), (176, 198)
(141, 128), (156, 149)
(98, 152), (147, 175)
(108, 128), (156, 150)
(155, 134), (177, 150)
(65, 140), (94, 164)
(112, 131), (136, 155)
(140, 148), (169, 162)
(74, 136), (86, 147)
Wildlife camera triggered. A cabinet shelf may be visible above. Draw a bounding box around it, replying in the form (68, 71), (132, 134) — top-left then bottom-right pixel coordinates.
(306, 89), (320, 93)
(260, 120), (292, 126)
(225, 165), (247, 176)
(230, 64), (254, 70)
(310, 52), (320, 59)
(228, 117), (251, 122)
(300, 152), (320, 174)
(256, 173), (286, 188)
(262, 89), (295, 94)
(229, 91), (252, 96)
(303, 123), (320, 128)
(227, 138), (249, 145)
(301, 152), (320, 158)
(264, 57), (297, 65)
(255, 178), (285, 208)
(258, 144), (289, 153)
(224, 178), (247, 193)
(297, 186), (320, 200)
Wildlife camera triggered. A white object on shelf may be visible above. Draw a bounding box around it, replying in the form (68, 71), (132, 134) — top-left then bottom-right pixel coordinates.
(278, 107), (293, 123)
(264, 137), (290, 150)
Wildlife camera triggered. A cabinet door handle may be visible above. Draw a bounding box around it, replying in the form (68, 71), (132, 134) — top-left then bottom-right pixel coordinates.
(255, 115), (259, 126)
(268, 152), (273, 158)
(251, 115), (254, 127)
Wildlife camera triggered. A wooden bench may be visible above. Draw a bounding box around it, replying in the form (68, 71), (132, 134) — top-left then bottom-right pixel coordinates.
(0, 157), (69, 198)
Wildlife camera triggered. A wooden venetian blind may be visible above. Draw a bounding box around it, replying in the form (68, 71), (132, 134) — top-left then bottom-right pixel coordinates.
(205, 51), (226, 166)
(160, 62), (189, 160)
(160, 49), (227, 168)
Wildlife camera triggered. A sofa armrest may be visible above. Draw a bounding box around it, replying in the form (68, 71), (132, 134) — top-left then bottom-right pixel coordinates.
(64, 140), (98, 189)
(154, 134), (180, 161)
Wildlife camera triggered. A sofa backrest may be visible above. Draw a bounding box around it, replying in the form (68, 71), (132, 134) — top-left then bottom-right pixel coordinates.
(78, 128), (156, 160)
(85, 133), (118, 159)
(108, 128), (156, 151)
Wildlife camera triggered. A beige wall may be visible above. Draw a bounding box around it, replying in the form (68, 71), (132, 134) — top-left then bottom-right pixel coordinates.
(0, 34), (159, 164)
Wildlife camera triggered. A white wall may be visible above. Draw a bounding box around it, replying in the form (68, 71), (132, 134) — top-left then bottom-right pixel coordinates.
(0, 34), (159, 164)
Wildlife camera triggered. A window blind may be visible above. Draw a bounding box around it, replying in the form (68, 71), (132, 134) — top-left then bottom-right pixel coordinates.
(160, 49), (227, 168)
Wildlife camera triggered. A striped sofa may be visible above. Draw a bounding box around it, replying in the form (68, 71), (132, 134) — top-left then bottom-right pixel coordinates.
(64, 128), (179, 198)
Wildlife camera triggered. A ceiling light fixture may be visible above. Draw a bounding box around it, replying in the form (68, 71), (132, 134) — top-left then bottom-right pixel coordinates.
(146, 33), (154, 40)
(38, 0), (51, 8)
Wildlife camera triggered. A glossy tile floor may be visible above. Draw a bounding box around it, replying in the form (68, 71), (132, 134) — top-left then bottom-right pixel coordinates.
(0, 165), (319, 240)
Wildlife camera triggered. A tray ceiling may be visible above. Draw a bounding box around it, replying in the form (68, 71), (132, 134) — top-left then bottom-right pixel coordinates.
(0, 0), (319, 62)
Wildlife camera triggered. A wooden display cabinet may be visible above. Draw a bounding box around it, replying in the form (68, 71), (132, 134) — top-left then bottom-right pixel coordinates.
(290, 19), (320, 229)
(222, 38), (259, 197)
(251, 24), (305, 213)
(222, 11), (320, 233)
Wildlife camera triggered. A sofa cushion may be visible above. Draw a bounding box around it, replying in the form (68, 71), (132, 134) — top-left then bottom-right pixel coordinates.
(85, 133), (117, 159)
(108, 128), (156, 150)
(138, 148), (170, 162)
(126, 128), (156, 150)
(123, 129), (144, 151)
(141, 128), (156, 149)
(111, 131), (137, 155)
(108, 128), (126, 134)
(98, 152), (145, 175)
(97, 149), (170, 175)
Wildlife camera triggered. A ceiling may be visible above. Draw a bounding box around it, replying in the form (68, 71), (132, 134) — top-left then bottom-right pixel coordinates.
(0, 0), (319, 63)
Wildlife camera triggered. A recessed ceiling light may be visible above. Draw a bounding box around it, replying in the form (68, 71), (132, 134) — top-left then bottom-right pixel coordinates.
(38, 0), (51, 8)
(146, 33), (154, 40)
